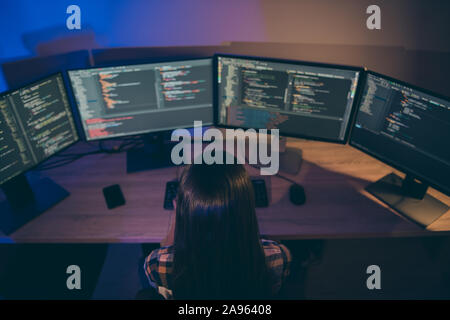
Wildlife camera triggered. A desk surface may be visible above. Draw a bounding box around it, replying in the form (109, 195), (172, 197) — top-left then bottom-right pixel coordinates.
(2, 139), (450, 243)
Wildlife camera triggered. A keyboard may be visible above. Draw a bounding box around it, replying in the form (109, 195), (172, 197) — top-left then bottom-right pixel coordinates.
(163, 179), (269, 210)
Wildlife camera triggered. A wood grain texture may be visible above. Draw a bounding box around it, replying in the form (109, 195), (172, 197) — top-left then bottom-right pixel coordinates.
(3, 138), (449, 243)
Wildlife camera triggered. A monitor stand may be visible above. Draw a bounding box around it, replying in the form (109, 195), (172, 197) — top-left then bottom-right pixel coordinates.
(245, 135), (303, 175)
(279, 137), (303, 175)
(365, 173), (449, 228)
(126, 133), (176, 173)
(0, 173), (69, 235)
(279, 146), (303, 175)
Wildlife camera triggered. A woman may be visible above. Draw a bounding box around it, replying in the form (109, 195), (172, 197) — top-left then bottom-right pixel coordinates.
(144, 162), (291, 299)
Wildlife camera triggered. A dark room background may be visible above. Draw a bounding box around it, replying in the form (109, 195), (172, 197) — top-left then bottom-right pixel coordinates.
(0, 0), (449, 94)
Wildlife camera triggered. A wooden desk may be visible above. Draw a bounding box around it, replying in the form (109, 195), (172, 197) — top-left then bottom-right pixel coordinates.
(3, 139), (450, 243)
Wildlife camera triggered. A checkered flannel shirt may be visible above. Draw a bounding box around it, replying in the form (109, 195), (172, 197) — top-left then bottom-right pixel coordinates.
(144, 239), (291, 299)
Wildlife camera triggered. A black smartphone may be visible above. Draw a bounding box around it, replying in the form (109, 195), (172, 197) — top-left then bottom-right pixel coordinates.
(102, 184), (126, 209)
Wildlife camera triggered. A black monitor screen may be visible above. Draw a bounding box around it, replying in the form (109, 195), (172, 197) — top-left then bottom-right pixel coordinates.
(0, 74), (79, 185)
(216, 55), (361, 142)
(350, 72), (450, 196)
(68, 58), (213, 140)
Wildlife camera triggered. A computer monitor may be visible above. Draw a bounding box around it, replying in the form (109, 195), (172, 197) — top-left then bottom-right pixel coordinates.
(68, 58), (213, 140)
(350, 71), (450, 227)
(214, 54), (363, 143)
(0, 73), (79, 234)
(68, 58), (213, 172)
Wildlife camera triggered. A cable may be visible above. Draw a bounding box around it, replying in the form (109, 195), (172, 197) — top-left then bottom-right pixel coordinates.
(35, 138), (145, 171)
(37, 157), (85, 171)
(247, 162), (298, 185)
(274, 172), (298, 185)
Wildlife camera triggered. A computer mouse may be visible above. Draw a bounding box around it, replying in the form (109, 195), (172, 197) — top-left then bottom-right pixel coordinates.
(289, 183), (306, 205)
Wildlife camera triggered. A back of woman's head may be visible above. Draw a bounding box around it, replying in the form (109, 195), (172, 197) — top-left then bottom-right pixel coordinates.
(172, 162), (270, 299)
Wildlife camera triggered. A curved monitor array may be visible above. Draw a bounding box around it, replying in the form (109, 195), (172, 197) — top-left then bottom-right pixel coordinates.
(1, 53), (449, 199)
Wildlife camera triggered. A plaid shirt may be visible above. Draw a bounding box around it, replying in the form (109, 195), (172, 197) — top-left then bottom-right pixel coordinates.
(144, 239), (291, 299)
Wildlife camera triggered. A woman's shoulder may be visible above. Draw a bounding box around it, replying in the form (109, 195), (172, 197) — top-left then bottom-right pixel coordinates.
(260, 239), (291, 273)
(261, 239), (291, 260)
(261, 239), (292, 293)
(144, 246), (175, 276)
(144, 245), (175, 291)
(147, 241), (290, 266)
(145, 245), (175, 270)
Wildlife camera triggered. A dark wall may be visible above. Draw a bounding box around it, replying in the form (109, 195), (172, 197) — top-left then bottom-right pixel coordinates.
(260, 0), (450, 52)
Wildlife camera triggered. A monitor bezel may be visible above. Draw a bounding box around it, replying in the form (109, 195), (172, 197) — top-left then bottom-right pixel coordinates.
(213, 53), (365, 144)
(0, 72), (80, 186)
(66, 56), (214, 142)
(349, 70), (450, 197)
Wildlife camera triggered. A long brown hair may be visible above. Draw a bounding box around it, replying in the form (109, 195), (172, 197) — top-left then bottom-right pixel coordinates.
(172, 163), (271, 299)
